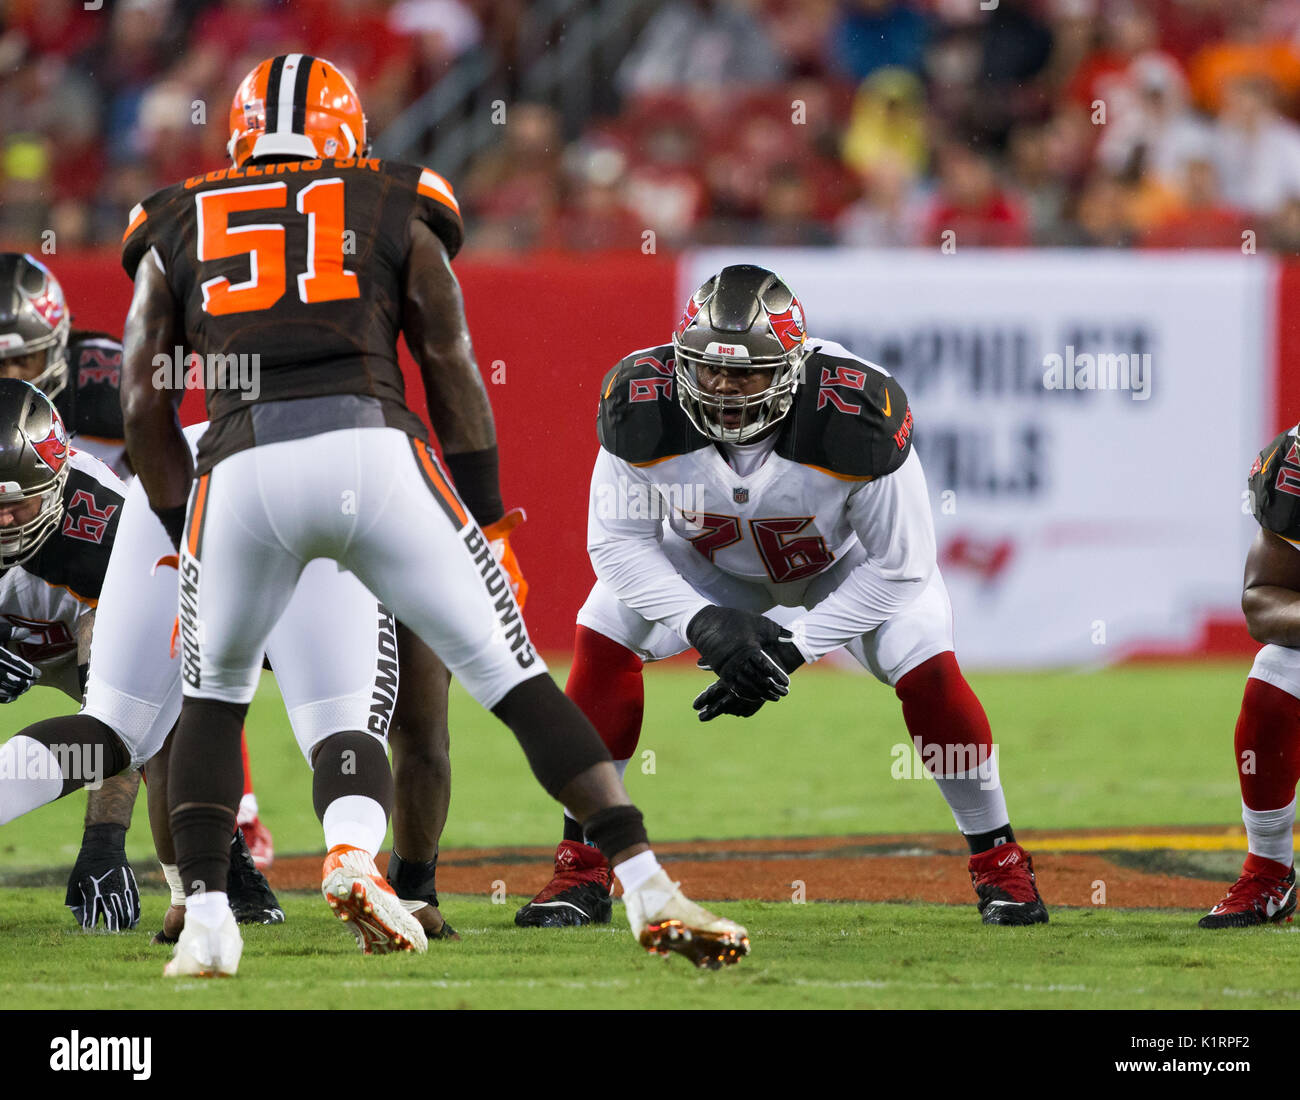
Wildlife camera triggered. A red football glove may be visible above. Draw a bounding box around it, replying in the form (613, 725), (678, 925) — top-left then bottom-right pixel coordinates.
(482, 507), (529, 610)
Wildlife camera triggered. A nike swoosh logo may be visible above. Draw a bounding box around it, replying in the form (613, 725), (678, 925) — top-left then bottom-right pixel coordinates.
(984, 900), (1025, 908)
(1266, 884), (1296, 917)
(881, 390), (891, 418)
(997, 853), (1017, 867)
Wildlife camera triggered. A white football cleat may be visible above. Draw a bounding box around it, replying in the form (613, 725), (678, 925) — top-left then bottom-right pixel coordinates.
(162, 907), (243, 978)
(322, 845), (427, 955)
(623, 869), (750, 969)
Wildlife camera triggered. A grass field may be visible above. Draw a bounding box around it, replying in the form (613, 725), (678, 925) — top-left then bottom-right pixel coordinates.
(1, 658), (1289, 1011)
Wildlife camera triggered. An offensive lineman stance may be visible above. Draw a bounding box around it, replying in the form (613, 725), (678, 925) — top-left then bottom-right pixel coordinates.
(0, 253), (276, 925)
(122, 54), (750, 975)
(1199, 425), (1300, 926)
(516, 265), (1049, 928)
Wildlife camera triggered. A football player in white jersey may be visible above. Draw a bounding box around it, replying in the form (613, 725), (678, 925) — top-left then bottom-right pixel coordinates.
(1198, 425), (1300, 927)
(0, 254), (284, 925)
(516, 264), (1049, 928)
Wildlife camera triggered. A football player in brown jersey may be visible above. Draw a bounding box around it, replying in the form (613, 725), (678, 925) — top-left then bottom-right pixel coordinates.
(121, 54), (749, 974)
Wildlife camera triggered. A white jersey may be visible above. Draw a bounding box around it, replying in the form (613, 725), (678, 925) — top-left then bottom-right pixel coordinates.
(0, 449), (125, 699)
(587, 337), (934, 662)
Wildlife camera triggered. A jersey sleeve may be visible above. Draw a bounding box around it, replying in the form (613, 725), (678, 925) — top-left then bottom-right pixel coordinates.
(777, 351), (913, 479)
(121, 195), (157, 280)
(586, 446), (712, 638)
(409, 164), (464, 260)
(1249, 427), (1300, 545)
(596, 347), (709, 465)
(788, 449), (936, 661)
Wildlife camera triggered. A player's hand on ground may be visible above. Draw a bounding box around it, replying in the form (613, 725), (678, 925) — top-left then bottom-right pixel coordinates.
(483, 507), (528, 609)
(0, 646), (39, 703)
(66, 838), (141, 932)
(693, 680), (767, 721)
(686, 606), (790, 702)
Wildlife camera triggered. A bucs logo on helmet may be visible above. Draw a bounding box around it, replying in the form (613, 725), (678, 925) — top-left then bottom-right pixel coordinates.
(26, 285), (65, 330)
(676, 292), (708, 340)
(765, 298), (805, 353)
(31, 416), (67, 473)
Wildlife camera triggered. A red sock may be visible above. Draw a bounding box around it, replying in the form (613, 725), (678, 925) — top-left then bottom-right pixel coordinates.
(240, 727), (254, 799)
(894, 651), (994, 765)
(565, 626), (644, 761)
(1236, 677), (1300, 810)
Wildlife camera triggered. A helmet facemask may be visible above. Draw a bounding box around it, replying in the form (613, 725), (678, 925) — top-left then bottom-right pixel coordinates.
(0, 465), (68, 570)
(672, 265), (809, 444)
(673, 345), (805, 444)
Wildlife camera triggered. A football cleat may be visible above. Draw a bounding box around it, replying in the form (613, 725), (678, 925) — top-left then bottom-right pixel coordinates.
(386, 852), (459, 941)
(514, 840), (613, 928)
(1198, 854), (1296, 928)
(968, 842), (1049, 926)
(163, 907), (242, 978)
(623, 870), (749, 969)
(228, 828), (285, 925)
(239, 815), (274, 869)
(322, 845), (427, 955)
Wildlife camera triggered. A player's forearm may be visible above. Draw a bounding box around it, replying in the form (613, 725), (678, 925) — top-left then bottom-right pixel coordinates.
(121, 254), (193, 526)
(790, 562), (933, 662)
(589, 536), (711, 638)
(85, 770), (141, 828)
(1242, 586), (1300, 647)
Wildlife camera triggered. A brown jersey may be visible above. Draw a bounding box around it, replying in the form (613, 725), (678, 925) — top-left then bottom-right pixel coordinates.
(121, 156), (463, 473)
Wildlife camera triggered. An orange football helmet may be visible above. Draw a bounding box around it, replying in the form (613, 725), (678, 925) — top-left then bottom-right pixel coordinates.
(227, 54), (369, 168)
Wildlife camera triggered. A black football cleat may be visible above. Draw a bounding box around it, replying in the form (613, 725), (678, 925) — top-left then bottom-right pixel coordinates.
(515, 841), (613, 928)
(228, 827), (285, 925)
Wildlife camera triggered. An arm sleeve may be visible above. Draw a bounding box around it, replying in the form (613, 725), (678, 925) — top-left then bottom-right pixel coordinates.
(586, 448), (712, 638)
(789, 449), (937, 661)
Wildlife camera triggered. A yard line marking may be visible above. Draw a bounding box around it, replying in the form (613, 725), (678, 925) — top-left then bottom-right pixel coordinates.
(1029, 832), (1247, 853)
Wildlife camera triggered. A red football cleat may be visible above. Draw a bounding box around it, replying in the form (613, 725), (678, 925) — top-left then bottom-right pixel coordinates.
(1199, 853), (1296, 928)
(968, 842), (1049, 925)
(240, 816), (274, 870)
(514, 841), (613, 927)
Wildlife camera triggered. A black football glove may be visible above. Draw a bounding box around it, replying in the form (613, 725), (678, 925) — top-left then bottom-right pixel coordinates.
(65, 823), (140, 932)
(686, 606), (790, 702)
(693, 680), (767, 721)
(0, 646), (40, 703)
(693, 628), (806, 721)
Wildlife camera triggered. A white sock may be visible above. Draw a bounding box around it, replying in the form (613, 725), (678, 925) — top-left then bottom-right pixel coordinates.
(160, 863), (187, 907)
(237, 792), (259, 825)
(322, 794), (387, 855)
(613, 849), (662, 894)
(1244, 797), (1296, 866)
(0, 735), (65, 826)
(933, 747), (1010, 836)
(186, 890), (230, 929)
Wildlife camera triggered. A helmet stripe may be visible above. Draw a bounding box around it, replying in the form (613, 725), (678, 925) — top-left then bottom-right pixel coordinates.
(290, 54), (315, 135)
(264, 54), (287, 134)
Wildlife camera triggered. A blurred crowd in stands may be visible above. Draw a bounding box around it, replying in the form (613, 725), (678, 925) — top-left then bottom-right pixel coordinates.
(4, 0), (1300, 253)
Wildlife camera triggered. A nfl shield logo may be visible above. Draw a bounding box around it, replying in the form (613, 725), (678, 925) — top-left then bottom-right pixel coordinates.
(733, 487), (749, 504)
